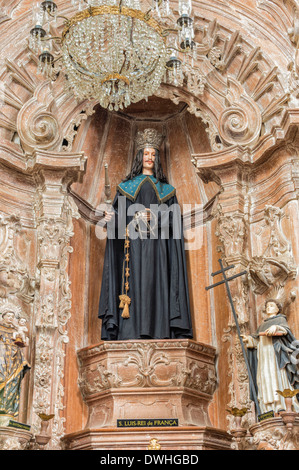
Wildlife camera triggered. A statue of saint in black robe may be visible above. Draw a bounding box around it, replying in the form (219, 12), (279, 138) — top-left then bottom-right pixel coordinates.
(98, 173), (193, 341)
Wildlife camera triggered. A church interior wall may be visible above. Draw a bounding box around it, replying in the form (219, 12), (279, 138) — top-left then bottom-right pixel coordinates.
(0, 0), (299, 449)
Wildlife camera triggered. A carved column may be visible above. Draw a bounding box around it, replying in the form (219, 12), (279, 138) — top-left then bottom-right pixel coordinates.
(193, 148), (253, 427)
(29, 151), (86, 448)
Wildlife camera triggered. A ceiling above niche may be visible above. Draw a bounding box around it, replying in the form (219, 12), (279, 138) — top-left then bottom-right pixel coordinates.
(116, 95), (187, 121)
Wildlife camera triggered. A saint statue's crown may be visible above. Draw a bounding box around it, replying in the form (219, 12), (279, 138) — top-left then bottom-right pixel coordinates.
(134, 128), (163, 152)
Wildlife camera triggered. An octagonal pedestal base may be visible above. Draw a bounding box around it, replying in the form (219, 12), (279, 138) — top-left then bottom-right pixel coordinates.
(62, 339), (232, 450)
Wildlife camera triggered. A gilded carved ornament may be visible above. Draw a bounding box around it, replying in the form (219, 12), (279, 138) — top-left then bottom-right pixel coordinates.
(16, 81), (61, 154)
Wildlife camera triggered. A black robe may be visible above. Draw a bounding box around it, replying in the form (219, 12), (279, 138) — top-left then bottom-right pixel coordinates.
(98, 175), (193, 341)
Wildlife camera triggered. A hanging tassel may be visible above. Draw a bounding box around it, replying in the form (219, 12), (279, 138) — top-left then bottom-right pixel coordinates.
(119, 225), (131, 318)
(119, 294), (131, 318)
(122, 302), (130, 319)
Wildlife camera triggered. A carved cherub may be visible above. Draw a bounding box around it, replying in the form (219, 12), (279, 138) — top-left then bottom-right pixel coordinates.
(12, 317), (29, 347)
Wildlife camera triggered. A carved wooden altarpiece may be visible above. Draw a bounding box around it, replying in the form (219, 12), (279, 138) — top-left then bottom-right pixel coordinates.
(0, 0), (298, 450)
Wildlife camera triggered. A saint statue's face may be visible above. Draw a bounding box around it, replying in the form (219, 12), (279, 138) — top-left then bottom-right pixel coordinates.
(1, 311), (16, 327)
(265, 301), (279, 316)
(142, 147), (156, 174)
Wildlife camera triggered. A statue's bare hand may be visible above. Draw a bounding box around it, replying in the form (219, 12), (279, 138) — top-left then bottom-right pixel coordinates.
(241, 334), (249, 344)
(265, 325), (278, 336)
(104, 211), (114, 222)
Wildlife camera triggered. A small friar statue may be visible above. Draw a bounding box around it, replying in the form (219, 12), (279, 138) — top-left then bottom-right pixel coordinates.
(242, 298), (299, 414)
(98, 128), (193, 341)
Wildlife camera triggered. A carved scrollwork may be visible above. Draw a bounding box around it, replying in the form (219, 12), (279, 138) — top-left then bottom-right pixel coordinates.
(122, 343), (174, 388)
(182, 362), (217, 395)
(16, 81), (61, 154)
(29, 112), (59, 145)
(215, 205), (248, 259)
(77, 340), (217, 398)
(218, 78), (262, 147)
(0, 214), (34, 301)
(78, 364), (122, 399)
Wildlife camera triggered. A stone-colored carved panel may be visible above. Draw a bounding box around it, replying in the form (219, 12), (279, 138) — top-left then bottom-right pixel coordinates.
(77, 340), (217, 429)
(249, 205), (297, 294)
(218, 78), (262, 147)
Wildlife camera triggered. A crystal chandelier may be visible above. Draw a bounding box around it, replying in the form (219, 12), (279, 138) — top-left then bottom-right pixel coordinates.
(29, 0), (196, 111)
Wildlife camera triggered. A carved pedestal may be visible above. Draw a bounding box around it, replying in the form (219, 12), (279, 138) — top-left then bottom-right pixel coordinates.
(249, 417), (299, 450)
(62, 339), (232, 450)
(0, 426), (32, 450)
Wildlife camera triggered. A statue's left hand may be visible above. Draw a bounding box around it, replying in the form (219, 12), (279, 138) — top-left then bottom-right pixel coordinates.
(265, 325), (285, 336)
(104, 210), (114, 222)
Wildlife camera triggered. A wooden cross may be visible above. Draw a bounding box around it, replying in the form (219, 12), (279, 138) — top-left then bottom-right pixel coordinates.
(206, 258), (261, 417)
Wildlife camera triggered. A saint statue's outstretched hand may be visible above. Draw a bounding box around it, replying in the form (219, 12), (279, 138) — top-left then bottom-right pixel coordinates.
(98, 128), (193, 341)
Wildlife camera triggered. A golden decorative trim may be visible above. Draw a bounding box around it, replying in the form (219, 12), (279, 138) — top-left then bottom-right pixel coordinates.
(148, 437), (161, 450)
(62, 6), (165, 41)
(119, 227), (131, 319)
(101, 73), (130, 85)
(0, 360), (31, 392)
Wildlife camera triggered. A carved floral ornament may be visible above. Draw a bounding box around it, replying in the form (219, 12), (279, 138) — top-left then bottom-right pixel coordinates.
(77, 340), (217, 400)
(0, 214), (34, 302)
(248, 206), (297, 295)
(213, 203), (297, 295)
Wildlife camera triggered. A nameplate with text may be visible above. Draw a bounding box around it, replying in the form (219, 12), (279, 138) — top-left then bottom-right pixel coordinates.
(258, 410), (275, 422)
(117, 419), (179, 428)
(8, 420), (31, 431)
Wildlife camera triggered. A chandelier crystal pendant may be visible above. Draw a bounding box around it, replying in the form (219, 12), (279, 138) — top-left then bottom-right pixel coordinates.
(29, 0), (197, 110)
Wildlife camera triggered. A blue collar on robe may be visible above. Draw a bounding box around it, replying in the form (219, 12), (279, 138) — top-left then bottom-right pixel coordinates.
(117, 174), (176, 203)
